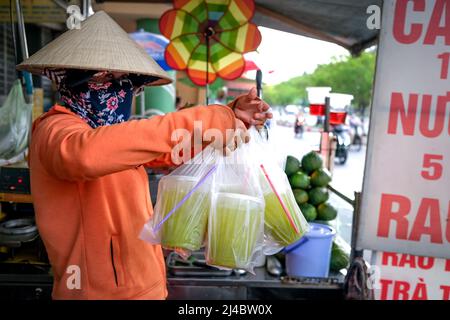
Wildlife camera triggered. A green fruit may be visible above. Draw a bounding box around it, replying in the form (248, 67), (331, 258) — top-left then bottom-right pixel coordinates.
(289, 171), (310, 189)
(308, 187), (329, 206)
(299, 203), (317, 222)
(285, 155), (301, 176)
(301, 151), (323, 174)
(317, 202), (338, 221)
(310, 168), (332, 187)
(293, 189), (308, 205)
(330, 242), (350, 272)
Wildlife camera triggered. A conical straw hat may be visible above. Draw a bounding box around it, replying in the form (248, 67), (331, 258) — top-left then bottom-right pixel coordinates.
(17, 11), (172, 86)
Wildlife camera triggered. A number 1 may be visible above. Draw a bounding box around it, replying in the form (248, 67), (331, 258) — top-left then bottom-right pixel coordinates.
(437, 53), (450, 80)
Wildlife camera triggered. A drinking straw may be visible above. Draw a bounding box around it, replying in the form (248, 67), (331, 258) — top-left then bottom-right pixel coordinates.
(260, 164), (299, 234)
(153, 164), (218, 232)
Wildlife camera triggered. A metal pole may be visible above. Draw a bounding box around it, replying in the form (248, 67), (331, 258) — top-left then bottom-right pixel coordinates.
(15, 0), (28, 59)
(324, 96), (330, 133)
(14, 0), (33, 152)
(327, 184), (354, 206)
(82, 0), (92, 18)
(256, 69), (262, 98)
(350, 191), (364, 261)
(140, 91), (145, 117)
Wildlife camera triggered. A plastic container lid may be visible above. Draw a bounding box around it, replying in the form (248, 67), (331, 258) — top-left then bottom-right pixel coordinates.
(305, 223), (336, 239)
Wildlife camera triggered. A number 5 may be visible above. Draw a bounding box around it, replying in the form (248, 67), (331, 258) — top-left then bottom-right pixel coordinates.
(421, 154), (443, 180)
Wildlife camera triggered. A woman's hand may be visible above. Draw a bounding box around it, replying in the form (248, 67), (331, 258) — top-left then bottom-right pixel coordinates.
(230, 87), (273, 127)
(211, 118), (250, 156)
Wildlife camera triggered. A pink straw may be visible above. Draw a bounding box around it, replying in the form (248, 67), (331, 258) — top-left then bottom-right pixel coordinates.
(260, 164), (299, 234)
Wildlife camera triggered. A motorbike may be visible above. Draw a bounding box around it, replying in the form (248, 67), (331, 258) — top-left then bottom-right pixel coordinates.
(294, 116), (305, 138)
(349, 116), (364, 151)
(332, 124), (352, 165)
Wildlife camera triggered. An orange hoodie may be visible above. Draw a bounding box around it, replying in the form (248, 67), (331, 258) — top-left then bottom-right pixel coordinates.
(29, 104), (236, 299)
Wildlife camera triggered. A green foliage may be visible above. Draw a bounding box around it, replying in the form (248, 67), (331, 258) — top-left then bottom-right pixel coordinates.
(263, 51), (376, 111)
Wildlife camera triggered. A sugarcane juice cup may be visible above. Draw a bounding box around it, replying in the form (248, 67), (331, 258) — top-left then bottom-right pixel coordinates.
(260, 173), (309, 246)
(207, 193), (264, 269)
(159, 175), (209, 251)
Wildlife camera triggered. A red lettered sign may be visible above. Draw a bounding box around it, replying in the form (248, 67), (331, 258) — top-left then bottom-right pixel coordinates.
(358, 0), (450, 259)
(374, 252), (450, 300)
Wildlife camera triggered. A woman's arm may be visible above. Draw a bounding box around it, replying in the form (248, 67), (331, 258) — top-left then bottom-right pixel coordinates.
(33, 105), (236, 181)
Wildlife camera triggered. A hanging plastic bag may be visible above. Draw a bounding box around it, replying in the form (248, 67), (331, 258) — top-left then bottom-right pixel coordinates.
(248, 127), (310, 255)
(205, 142), (265, 273)
(0, 80), (32, 164)
(140, 146), (217, 258)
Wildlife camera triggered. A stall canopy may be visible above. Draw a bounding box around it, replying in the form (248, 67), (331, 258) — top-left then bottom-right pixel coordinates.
(94, 0), (381, 55)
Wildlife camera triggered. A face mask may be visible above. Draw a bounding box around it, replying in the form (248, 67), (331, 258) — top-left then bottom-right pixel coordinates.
(58, 71), (134, 128)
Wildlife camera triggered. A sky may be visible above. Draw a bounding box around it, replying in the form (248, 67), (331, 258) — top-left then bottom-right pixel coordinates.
(245, 27), (349, 85)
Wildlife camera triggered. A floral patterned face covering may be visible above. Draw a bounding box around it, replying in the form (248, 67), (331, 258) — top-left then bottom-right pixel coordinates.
(45, 69), (159, 128)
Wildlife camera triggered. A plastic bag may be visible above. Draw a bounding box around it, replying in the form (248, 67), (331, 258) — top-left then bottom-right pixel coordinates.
(205, 142), (265, 273)
(140, 125), (307, 270)
(140, 146), (217, 258)
(248, 127), (310, 255)
(0, 80), (32, 164)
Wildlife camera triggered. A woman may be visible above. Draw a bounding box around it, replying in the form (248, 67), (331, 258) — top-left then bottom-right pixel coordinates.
(17, 11), (271, 299)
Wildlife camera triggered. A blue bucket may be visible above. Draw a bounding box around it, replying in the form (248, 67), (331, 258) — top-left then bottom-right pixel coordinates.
(284, 223), (336, 278)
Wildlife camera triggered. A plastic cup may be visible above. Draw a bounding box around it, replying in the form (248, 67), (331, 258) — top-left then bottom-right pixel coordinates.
(309, 104), (326, 116)
(306, 87), (331, 104)
(207, 193), (264, 269)
(328, 93), (353, 110)
(158, 176), (210, 251)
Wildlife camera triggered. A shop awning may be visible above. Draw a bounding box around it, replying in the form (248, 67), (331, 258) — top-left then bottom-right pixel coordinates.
(94, 0), (381, 55)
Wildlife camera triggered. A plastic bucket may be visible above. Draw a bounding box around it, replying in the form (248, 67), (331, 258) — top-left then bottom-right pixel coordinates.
(159, 175), (210, 251)
(207, 193), (264, 269)
(285, 223), (336, 278)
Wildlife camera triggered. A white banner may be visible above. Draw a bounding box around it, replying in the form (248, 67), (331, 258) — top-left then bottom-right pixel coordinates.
(358, 0), (450, 258)
(373, 251), (450, 300)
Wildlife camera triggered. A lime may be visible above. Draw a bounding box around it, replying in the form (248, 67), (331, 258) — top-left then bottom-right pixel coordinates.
(299, 203), (317, 222)
(285, 155), (301, 176)
(301, 151), (323, 174)
(317, 202), (337, 221)
(293, 189), (309, 205)
(310, 168), (332, 187)
(308, 187), (329, 206)
(330, 241), (350, 272)
(289, 171), (310, 189)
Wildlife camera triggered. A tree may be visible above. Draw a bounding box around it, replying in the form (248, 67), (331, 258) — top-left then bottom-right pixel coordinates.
(263, 51), (376, 111)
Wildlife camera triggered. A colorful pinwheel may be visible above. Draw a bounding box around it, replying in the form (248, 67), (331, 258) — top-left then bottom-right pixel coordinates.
(159, 0), (262, 86)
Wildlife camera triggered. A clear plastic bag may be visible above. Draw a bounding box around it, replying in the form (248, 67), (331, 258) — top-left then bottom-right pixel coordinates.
(248, 127), (310, 255)
(140, 126), (307, 270)
(140, 146), (217, 258)
(205, 142), (265, 273)
(0, 80), (32, 164)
